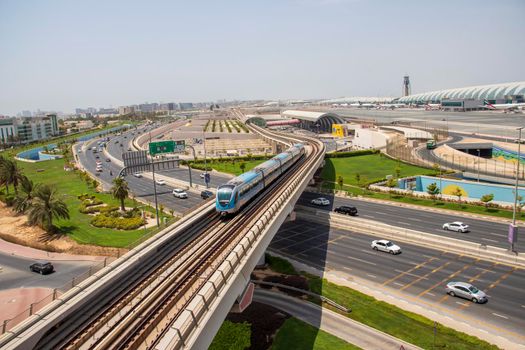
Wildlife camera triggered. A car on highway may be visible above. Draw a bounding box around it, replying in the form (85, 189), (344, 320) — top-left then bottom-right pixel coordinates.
(371, 239), (401, 254)
(30, 261), (54, 275)
(172, 188), (188, 199)
(133, 173), (142, 178)
(334, 205), (358, 216)
(105, 158), (111, 162)
(201, 190), (214, 199)
(128, 148), (132, 151)
(443, 222), (469, 233)
(445, 281), (487, 303)
(311, 197), (330, 206)
(200, 172), (207, 179)
(155, 179), (166, 186)
(96, 167), (103, 173)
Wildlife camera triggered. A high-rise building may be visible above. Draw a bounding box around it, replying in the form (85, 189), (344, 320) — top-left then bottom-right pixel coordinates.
(403, 75), (411, 97)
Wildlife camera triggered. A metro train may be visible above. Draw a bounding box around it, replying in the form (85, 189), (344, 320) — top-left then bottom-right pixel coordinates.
(216, 143), (305, 215)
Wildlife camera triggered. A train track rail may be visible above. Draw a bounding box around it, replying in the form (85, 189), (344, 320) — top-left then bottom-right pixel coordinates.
(32, 125), (323, 350)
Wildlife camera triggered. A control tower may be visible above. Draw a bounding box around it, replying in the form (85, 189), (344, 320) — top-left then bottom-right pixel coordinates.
(403, 75), (411, 97)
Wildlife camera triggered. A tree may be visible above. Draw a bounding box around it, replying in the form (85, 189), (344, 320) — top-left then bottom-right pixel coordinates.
(27, 184), (69, 233)
(385, 178), (397, 198)
(452, 187), (463, 203)
(0, 158), (25, 194)
(426, 182), (440, 202)
(355, 173), (361, 186)
(337, 175), (344, 190)
(111, 177), (129, 211)
(395, 166), (401, 179)
(480, 193), (494, 208)
(14, 176), (39, 213)
(239, 162), (246, 173)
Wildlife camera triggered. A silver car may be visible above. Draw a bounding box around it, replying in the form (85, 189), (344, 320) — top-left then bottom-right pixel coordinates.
(311, 197), (330, 206)
(443, 222), (469, 233)
(371, 239), (401, 254)
(445, 281), (487, 303)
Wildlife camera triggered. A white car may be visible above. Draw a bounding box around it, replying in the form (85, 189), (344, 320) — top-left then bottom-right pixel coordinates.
(443, 222), (469, 233)
(155, 179), (166, 186)
(200, 172), (206, 179)
(311, 197), (330, 206)
(172, 188), (188, 199)
(133, 173), (142, 178)
(371, 240), (401, 254)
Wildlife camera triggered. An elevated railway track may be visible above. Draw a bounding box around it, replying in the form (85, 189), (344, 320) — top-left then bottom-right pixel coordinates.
(1, 116), (324, 350)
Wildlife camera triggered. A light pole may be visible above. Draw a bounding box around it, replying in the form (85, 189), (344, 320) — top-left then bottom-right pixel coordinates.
(510, 127), (523, 253)
(476, 149), (480, 182)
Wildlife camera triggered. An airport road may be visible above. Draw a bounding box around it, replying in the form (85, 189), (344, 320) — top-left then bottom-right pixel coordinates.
(76, 128), (231, 215)
(269, 218), (525, 343)
(297, 192), (524, 252)
(0, 252), (96, 290)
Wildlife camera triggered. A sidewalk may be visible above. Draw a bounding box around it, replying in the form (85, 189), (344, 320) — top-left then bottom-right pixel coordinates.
(0, 238), (106, 262)
(254, 288), (422, 350)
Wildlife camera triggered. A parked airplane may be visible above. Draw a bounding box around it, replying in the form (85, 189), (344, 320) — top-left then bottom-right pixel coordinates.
(425, 103), (441, 110)
(350, 101), (377, 108)
(378, 103), (407, 110)
(481, 99), (525, 111)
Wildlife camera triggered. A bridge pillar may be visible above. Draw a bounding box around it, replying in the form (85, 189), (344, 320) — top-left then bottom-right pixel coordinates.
(230, 282), (255, 314)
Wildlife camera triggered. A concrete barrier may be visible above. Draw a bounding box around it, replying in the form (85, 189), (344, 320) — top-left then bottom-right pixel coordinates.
(295, 206), (525, 268)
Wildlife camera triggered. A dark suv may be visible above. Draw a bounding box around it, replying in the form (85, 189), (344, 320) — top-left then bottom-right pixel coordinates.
(30, 261), (54, 275)
(334, 206), (358, 216)
(201, 190), (214, 199)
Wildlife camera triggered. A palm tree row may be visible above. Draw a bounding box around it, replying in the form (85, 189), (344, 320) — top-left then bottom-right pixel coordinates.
(0, 155), (70, 233)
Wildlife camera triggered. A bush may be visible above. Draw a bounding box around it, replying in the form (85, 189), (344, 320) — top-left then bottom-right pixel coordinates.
(325, 149), (379, 158)
(3, 194), (15, 206)
(91, 214), (145, 230)
(79, 204), (118, 214)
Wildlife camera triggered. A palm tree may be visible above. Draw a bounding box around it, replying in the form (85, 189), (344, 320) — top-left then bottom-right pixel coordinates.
(14, 176), (38, 213)
(0, 158), (24, 194)
(111, 177), (129, 211)
(27, 184), (69, 233)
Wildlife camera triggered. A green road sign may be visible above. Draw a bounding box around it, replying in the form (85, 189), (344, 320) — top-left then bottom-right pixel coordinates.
(149, 140), (185, 155)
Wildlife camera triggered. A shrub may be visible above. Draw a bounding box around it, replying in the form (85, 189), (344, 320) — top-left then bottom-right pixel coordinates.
(325, 149), (379, 158)
(3, 194), (15, 206)
(91, 214), (145, 230)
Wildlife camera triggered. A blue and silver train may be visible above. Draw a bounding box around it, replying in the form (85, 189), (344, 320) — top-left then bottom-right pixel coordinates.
(216, 143), (305, 215)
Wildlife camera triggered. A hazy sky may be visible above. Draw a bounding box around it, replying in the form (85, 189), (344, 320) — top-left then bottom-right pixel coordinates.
(1, 0), (524, 115)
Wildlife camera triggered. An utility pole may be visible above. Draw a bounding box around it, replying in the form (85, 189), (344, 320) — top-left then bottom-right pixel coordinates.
(149, 131), (160, 227)
(510, 127), (523, 253)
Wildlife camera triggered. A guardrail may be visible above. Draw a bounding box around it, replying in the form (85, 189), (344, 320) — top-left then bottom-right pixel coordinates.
(295, 206), (525, 268)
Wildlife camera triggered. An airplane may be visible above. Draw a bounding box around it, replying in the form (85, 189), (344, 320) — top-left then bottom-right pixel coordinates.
(350, 101), (377, 108)
(377, 103), (407, 110)
(425, 103), (441, 110)
(481, 99), (525, 111)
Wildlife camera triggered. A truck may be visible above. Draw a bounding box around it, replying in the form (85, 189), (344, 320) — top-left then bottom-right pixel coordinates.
(426, 140), (437, 149)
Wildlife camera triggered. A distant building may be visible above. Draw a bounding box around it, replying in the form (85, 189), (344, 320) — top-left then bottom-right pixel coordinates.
(0, 119), (16, 144)
(179, 102), (194, 110)
(16, 114), (59, 142)
(118, 106), (136, 115)
(160, 102), (178, 111)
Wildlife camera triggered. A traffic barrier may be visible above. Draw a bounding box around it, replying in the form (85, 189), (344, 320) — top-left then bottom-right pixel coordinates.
(295, 206), (525, 268)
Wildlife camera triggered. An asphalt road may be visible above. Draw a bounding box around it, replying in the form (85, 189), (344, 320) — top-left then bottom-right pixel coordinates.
(298, 192), (524, 252)
(269, 218), (525, 344)
(76, 127), (231, 215)
(0, 252), (96, 290)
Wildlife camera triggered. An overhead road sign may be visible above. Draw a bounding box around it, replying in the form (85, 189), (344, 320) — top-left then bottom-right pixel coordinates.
(149, 140), (186, 155)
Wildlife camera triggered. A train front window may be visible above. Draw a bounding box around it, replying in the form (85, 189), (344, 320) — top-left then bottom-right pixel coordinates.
(217, 185), (234, 204)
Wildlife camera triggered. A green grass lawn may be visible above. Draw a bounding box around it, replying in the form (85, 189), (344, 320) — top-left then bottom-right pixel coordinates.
(272, 317), (361, 350)
(15, 158), (159, 248)
(209, 320), (251, 350)
(321, 154), (437, 186)
(195, 159), (269, 176)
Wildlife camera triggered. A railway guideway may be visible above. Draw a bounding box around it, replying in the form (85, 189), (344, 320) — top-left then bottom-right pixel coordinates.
(0, 121), (324, 350)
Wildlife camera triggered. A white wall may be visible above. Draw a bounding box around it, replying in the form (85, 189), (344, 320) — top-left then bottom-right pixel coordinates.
(352, 127), (389, 149)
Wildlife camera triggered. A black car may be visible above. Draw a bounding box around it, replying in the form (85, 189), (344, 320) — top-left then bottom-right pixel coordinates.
(201, 190), (214, 199)
(30, 261), (54, 275)
(334, 206), (358, 216)
(105, 158), (111, 162)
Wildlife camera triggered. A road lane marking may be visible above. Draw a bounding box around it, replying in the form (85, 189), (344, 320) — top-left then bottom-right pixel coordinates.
(382, 256), (437, 286)
(361, 214), (375, 219)
(456, 301), (469, 307)
(366, 274), (377, 278)
(393, 282), (404, 287)
(406, 218), (423, 222)
(347, 256), (377, 266)
(417, 258), (477, 298)
(481, 238), (498, 243)
(401, 261), (453, 291)
(492, 313), (509, 320)
(397, 221), (412, 226)
(458, 263), (499, 310)
(426, 292), (436, 297)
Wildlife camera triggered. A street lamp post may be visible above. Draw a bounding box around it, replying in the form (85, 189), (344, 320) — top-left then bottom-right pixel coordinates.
(510, 127), (523, 253)
(476, 149), (480, 182)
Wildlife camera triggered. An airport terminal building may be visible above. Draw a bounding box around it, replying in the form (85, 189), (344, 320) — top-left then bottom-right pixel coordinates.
(397, 81), (525, 111)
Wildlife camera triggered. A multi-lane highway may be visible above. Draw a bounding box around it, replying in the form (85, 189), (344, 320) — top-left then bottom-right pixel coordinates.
(75, 126), (231, 215)
(269, 218), (525, 344)
(298, 192), (524, 252)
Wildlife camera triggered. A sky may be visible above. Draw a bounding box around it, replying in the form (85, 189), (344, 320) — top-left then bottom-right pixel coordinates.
(1, 0), (524, 115)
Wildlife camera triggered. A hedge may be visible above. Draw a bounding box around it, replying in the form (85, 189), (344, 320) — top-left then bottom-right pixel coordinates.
(79, 204), (119, 214)
(91, 214), (145, 230)
(325, 149), (379, 158)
